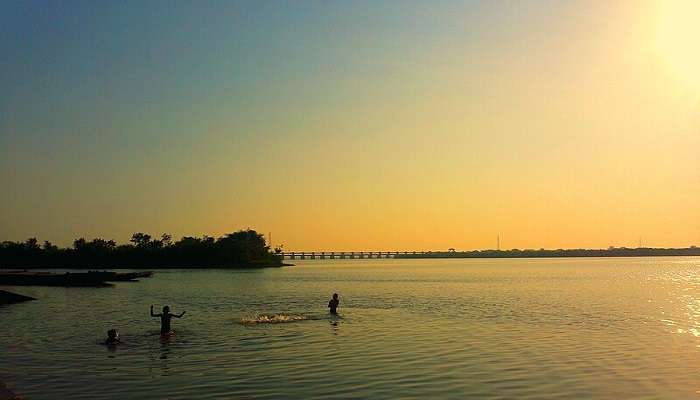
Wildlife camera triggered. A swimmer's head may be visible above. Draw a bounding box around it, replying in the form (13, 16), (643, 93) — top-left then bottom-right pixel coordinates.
(333, 293), (338, 299)
(107, 329), (118, 339)
(163, 305), (170, 313)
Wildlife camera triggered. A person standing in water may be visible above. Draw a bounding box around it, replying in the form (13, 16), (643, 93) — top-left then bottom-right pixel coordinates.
(328, 293), (339, 315)
(151, 305), (186, 334)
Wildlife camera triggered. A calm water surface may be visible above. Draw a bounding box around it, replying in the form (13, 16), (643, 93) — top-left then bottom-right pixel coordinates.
(2, 257), (700, 399)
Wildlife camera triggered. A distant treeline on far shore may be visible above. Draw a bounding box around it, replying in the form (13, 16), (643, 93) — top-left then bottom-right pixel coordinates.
(394, 247), (700, 259)
(0, 229), (284, 269)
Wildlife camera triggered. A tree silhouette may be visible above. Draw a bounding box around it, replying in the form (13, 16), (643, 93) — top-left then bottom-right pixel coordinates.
(130, 233), (152, 248)
(0, 229), (282, 269)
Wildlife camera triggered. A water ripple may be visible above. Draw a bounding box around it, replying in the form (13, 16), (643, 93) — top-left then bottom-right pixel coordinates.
(2, 257), (700, 399)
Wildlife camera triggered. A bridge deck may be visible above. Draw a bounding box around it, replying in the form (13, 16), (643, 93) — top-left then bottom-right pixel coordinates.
(279, 251), (438, 259)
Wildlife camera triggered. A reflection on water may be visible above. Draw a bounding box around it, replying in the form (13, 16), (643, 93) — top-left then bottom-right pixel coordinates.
(2, 257), (700, 399)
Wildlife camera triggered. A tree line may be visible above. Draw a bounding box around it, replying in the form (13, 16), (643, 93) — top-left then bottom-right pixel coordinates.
(0, 229), (284, 269)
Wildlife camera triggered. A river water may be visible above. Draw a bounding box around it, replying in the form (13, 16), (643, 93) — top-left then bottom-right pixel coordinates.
(2, 257), (700, 399)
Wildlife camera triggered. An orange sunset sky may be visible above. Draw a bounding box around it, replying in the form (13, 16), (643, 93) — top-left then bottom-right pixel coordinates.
(1, 1), (698, 250)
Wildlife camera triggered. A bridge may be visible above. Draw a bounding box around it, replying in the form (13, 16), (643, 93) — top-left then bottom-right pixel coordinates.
(279, 251), (440, 260)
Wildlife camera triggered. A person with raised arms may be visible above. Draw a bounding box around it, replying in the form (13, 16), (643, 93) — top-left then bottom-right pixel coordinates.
(151, 304), (185, 335)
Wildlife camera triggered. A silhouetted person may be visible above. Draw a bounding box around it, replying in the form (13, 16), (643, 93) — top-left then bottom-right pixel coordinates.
(328, 293), (339, 315)
(104, 328), (121, 345)
(151, 305), (185, 334)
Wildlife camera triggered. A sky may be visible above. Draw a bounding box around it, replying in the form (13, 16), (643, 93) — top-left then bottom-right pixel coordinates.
(1, 0), (698, 251)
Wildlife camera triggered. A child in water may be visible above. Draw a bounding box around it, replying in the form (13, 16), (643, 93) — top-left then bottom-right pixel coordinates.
(151, 305), (186, 334)
(328, 293), (339, 315)
(104, 328), (121, 345)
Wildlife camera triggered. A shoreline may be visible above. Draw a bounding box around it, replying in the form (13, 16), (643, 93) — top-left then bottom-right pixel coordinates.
(0, 289), (36, 304)
(0, 382), (20, 400)
(394, 249), (700, 259)
(0, 263), (295, 270)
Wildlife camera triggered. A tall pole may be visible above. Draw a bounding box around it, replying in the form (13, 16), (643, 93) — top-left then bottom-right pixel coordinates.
(497, 235), (500, 251)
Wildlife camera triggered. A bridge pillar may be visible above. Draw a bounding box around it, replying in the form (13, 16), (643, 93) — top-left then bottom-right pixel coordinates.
(330, 252), (335, 259)
(311, 252), (316, 259)
(340, 252), (345, 259)
(320, 252), (325, 259)
(290, 252), (295, 260)
(300, 253), (306, 260)
(350, 252), (355, 259)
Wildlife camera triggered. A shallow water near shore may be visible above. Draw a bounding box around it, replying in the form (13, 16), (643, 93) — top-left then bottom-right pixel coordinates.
(2, 257), (700, 399)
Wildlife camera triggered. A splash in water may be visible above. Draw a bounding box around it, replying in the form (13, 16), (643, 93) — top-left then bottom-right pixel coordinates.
(239, 313), (312, 325)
